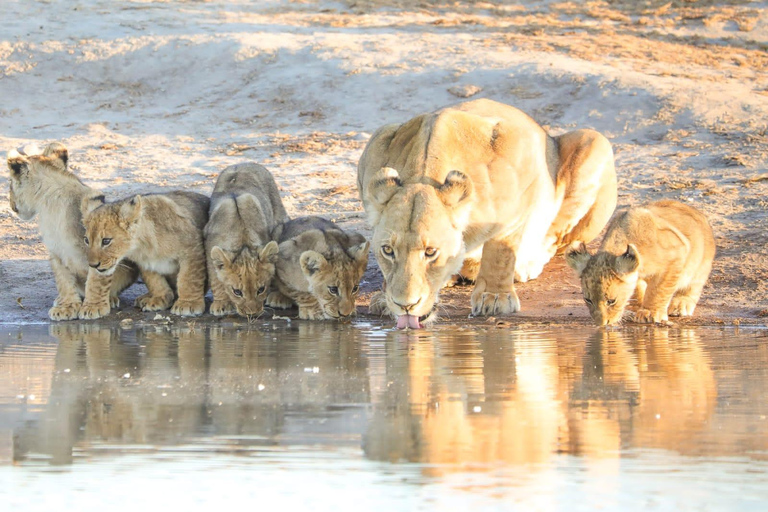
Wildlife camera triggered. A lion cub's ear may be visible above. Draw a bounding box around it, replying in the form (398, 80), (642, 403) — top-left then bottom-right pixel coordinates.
(210, 246), (232, 271)
(437, 170), (473, 208)
(81, 193), (106, 217)
(7, 150), (29, 177)
(565, 241), (591, 276)
(613, 244), (640, 275)
(41, 142), (68, 171)
(348, 240), (370, 264)
(119, 195), (143, 226)
(259, 241), (279, 264)
(300, 251), (328, 277)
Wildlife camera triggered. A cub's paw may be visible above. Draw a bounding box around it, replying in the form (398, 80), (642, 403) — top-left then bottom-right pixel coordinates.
(109, 295), (121, 308)
(634, 308), (668, 323)
(49, 302), (81, 321)
(668, 297), (697, 317)
(266, 291), (293, 309)
(471, 289), (521, 316)
(78, 302), (111, 320)
(299, 306), (325, 320)
(171, 298), (205, 317)
(209, 299), (235, 316)
(368, 291), (389, 316)
(135, 293), (173, 312)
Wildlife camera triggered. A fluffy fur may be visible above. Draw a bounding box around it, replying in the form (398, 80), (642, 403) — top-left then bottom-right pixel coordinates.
(566, 200), (716, 325)
(357, 99), (617, 327)
(6, 142), (137, 320)
(82, 190), (210, 317)
(204, 162), (288, 317)
(268, 216), (369, 320)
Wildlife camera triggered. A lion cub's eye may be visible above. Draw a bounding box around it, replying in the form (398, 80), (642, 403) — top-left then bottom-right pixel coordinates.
(352, 285), (359, 294)
(381, 245), (394, 257)
(101, 238), (112, 247)
(328, 286), (339, 296)
(606, 298), (617, 306)
(424, 247), (438, 258)
(584, 297), (593, 305)
(83, 236), (90, 246)
(232, 288), (243, 297)
(257, 286), (266, 295)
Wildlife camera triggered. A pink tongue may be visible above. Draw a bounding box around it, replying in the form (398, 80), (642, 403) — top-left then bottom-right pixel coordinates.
(396, 314), (422, 330)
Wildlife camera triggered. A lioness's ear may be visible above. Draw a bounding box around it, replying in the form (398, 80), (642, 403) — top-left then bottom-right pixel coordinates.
(259, 241), (279, 264)
(437, 170), (473, 208)
(210, 246), (231, 271)
(300, 250), (328, 277)
(369, 167), (402, 207)
(614, 244), (640, 274)
(80, 193), (106, 217)
(41, 142), (68, 171)
(348, 240), (370, 264)
(565, 241), (591, 276)
(120, 195), (143, 225)
(7, 150), (28, 177)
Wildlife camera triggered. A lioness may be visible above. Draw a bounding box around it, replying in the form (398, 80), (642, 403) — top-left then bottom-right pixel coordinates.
(358, 99), (617, 328)
(82, 191), (210, 317)
(204, 162), (288, 317)
(6, 143), (137, 320)
(566, 200), (715, 325)
(268, 216), (369, 320)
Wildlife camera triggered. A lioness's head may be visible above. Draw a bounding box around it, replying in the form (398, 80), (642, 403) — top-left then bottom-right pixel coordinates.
(365, 167), (473, 329)
(210, 243), (278, 317)
(7, 142), (70, 220)
(566, 242), (640, 326)
(81, 195), (142, 275)
(298, 240), (369, 319)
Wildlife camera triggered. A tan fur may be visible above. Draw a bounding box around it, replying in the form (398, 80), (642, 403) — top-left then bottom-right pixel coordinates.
(82, 190), (210, 317)
(6, 142), (137, 320)
(204, 163), (288, 317)
(566, 200), (716, 325)
(268, 216), (369, 320)
(357, 99), (616, 323)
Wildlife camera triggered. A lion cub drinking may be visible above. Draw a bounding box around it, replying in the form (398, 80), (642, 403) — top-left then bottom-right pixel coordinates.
(82, 190), (210, 317)
(204, 163), (288, 317)
(268, 216), (369, 320)
(566, 200), (715, 325)
(6, 142), (138, 320)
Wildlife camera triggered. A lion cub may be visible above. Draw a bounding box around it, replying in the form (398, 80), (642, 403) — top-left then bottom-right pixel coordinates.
(82, 190), (210, 317)
(566, 200), (715, 325)
(268, 216), (369, 320)
(204, 162), (288, 317)
(6, 142), (137, 320)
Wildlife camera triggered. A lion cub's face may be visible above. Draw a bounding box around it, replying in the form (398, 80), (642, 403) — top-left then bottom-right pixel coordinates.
(211, 243), (278, 317)
(82, 197), (141, 276)
(7, 143), (69, 221)
(566, 242), (640, 326)
(300, 241), (369, 319)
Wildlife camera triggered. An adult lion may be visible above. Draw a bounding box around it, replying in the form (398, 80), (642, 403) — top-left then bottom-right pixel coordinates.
(358, 99), (617, 328)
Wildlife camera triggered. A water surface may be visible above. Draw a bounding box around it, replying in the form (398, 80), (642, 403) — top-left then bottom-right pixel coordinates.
(1, 322), (767, 510)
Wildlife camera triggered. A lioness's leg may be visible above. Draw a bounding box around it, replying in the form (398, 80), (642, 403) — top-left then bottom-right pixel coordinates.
(136, 269), (175, 312)
(171, 254), (206, 316)
(208, 259), (235, 316)
(471, 235), (520, 316)
(79, 268), (115, 320)
(49, 256), (82, 321)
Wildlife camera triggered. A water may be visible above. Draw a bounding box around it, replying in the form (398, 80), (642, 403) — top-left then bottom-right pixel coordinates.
(1, 321), (767, 511)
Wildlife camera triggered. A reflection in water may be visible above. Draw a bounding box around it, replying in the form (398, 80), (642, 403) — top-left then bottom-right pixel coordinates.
(1, 323), (767, 506)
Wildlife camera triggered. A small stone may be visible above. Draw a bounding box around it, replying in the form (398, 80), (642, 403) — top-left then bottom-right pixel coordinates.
(448, 84), (483, 98)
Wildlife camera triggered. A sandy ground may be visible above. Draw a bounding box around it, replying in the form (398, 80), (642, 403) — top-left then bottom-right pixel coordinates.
(1, 0), (767, 327)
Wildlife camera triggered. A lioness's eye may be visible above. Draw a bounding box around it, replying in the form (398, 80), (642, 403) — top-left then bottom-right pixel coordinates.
(102, 238), (112, 247)
(381, 245), (394, 257)
(232, 288), (243, 297)
(352, 285), (359, 294)
(83, 236), (89, 246)
(257, 286), (266, 295)
(328, 286), (339, 296)
(425, 246), (438, 258)
(607, 298), (617, 306)
(584, 298), (593, 305)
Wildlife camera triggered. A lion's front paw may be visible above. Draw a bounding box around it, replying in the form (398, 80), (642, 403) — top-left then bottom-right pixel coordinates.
(668, 297), (697, 317)
(135, 293), (173, 312)
(49, 301), (81, 321)
(299, 305), (325, 320)
(266, 291), (293, 309)
(109, 295), (121, 308)
(368, 291), (389, 316)
(471, 289), (521, 316)
(78, 302), (111, 320)
(209, 299), (235, 316)
(634, 308), (668, 323)
(171, 299), (205, 317)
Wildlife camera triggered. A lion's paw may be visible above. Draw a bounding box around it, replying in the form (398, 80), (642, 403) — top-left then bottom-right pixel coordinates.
(49, 302), (81, 321)
(78, 302), (111, 320)
(471, 289), (521, 316)
(171, 299), (205, 317)
(266, 291), (293, 309)
(299, 305), (326, 320)
(209, 299), (235, 316)
(368, 291), (389, 316)
(634, 308), (668, 323)
(109, 295), (121, 308)
(135, 293), (173, 312)
(668, 297), (697, 317)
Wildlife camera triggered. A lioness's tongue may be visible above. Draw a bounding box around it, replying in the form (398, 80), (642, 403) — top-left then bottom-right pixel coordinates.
(396, 314), (422, 330)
